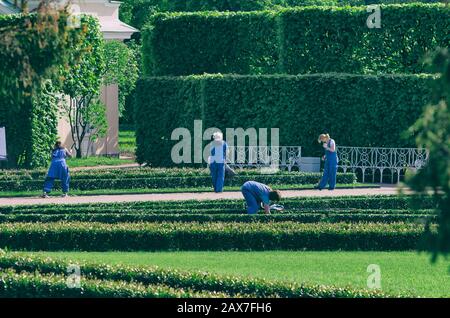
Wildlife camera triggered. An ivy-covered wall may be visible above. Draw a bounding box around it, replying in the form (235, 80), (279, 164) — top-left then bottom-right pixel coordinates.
(0, 13), (101, 168)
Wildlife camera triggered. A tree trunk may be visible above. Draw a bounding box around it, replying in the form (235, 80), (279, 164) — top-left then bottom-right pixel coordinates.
(76, 148), (82, 159)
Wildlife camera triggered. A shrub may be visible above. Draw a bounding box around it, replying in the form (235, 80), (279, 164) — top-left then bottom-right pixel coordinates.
(0, 195), (436, 214)
(0, 171), (356, 191)
(0, 14), (103, 168)
(0, 269), (222, 298)
(0, 211), (435, 224)
(0, 253), (403, 297)
(0, 221), (431, 251)
(120, 0), (441, 29)
(142, 4), (450, 75)
(135, 74), (434, 165)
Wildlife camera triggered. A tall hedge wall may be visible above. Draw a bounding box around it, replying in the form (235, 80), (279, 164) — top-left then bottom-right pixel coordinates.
(135, 74), (434, 166)
(142, 4), (450, 76)
(120, 0), (441, 29)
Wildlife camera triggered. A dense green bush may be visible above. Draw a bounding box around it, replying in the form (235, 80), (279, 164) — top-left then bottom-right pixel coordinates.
(0, 221), (430, 251)
(142, 4), (450, 76)
(0, 253), (399, 297)
(0, 14), (103, 168)
(0, 195), (435, 214)
(120, 0), (441, 29)
(135, 74), (434, 165)
(0, 269), (220, 298)
(0, 211), (434, 224)
(0, 80), (58, 169)
(0, 170), (355, 191)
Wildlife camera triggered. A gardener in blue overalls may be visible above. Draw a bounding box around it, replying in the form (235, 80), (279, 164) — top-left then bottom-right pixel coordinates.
(41, 141), (72, 198)
(209, 131), (228, 193)
(241, 181), (282, 214)
(316, 133), (339, 190)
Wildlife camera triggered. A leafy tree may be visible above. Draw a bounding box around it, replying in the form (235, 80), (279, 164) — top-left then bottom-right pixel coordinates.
(60, 16), (106, 158)
(103, 40), (139, 117)
(407, 47), (450, 260)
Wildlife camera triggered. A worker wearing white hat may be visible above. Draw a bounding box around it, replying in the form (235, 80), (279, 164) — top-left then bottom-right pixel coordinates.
(209, 131), (228, 193)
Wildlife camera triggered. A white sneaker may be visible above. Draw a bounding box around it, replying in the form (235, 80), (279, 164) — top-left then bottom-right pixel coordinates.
(41, 193), (49, 198)
(61, 193), (68, 198)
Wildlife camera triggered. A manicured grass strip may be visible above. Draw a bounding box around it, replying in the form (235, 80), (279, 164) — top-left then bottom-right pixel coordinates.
(0, 253), (398, 298)
(119, 129), (136, 155)
(0, 183), (372, 198)
(0, 195), (436, 213)
(0, 212), (435, 224)
(0, 222), (431, 251)
(0, 269), (225, 298)
(27, 251), (449, 297)
(65, 157), (134, 168)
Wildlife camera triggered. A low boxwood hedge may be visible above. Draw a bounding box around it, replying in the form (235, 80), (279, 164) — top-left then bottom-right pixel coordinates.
(0, 171), (356, 191)
(0, 212), (434, 224)
(0, 221), (430, 251)
(0, 253), (400, 298)
(0, 269), (225, 298)
(0, 195), (435, 215)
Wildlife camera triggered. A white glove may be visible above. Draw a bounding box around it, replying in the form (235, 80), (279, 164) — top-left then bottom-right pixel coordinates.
(322, 143), (328, 149)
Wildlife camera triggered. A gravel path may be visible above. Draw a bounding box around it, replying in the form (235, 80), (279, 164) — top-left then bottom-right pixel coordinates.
(0, 186), (407, 206)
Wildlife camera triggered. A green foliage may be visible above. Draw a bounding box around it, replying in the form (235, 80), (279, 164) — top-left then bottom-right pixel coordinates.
(120, 0), (442, 29)
(0, 10), (88, 168)
(104, 41), (139, 117)
(0, 269), (218, 298)
(135, 74), (434, 166)
(142, 10), (279, 76)
(0, 195), (434, 214)
(60, 15), (106, 158)
(0, 221), (431, 251)
(407, 48), (450, 259)
(0, 253), (400, 297)
(0, 78), (59, 168)
(0, 167), (356, 191)
(142, 4), (450, 76)
(0, 211), (435, 224)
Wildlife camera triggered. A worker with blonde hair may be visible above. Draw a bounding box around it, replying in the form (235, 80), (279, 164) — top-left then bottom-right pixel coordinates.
(315, 133), (339, 190)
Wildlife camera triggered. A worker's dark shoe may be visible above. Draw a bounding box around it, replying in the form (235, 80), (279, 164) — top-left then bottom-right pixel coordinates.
(314, 185), (323, 190)
(41, 193), (49, 198)
(61, 193), (68, 198)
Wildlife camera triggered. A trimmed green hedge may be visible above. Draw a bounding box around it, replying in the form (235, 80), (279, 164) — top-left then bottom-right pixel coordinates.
(0, 171), (355, 191)
(135, 74), (434, 165)
(0, 253), (400, 297)
(122, 0), (442, 29)
(0, 269), (222, 298)
(142, 4), (450, 76)
(0, 14), (103, 168)
(0, 212), (435, 224)
(0, 221), (430, 251)
(0, 195), (435, 214)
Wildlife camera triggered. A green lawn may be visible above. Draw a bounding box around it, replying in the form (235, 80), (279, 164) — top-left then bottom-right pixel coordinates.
(119, 128), (136, 156)
(66, 157), (134, 168)
(25, 251), (450, 297)
(0, 183), (378, 197)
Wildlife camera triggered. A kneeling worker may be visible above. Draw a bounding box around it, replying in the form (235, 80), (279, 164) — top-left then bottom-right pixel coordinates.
(241, 181), (282, 215)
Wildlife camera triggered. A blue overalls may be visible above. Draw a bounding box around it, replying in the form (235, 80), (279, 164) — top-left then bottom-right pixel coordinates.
(209, 141), (228, 193)
(318, 139), (338, 190)
(43, 148), (70, 194)
(241, 181), (270, 214)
